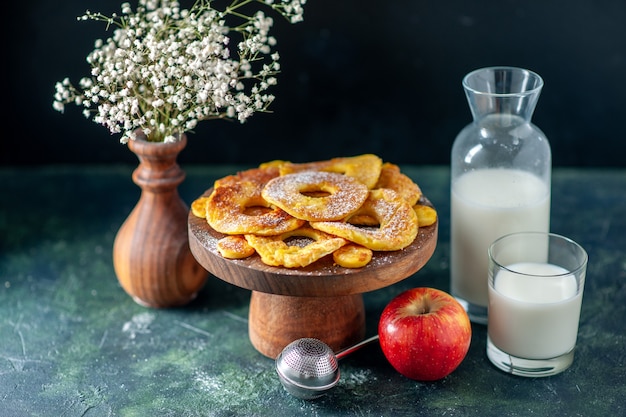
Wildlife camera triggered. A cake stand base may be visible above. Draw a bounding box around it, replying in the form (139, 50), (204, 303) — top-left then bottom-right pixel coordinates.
(248, 291), (365, 358)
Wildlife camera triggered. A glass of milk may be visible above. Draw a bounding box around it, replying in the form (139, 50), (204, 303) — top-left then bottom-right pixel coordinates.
(451, 67), (552, 324)
(487, 232), (588, 377)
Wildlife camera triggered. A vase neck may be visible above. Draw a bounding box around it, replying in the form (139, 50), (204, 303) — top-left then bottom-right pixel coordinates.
(463, 67), (543, 122)
(128, 135), (187, 192)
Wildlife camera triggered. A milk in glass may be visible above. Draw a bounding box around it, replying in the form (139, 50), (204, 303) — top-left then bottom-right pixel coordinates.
(488, 262), (582, 359)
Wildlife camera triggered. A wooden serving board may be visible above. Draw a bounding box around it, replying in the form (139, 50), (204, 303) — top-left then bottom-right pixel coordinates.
(188, 192), (438, 298)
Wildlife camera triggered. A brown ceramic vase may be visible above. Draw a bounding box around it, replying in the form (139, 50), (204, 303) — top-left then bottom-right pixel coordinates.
(113, 132), (208, 307)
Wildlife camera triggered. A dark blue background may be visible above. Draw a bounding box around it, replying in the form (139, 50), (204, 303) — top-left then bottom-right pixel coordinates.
(4, 0), (625, 167)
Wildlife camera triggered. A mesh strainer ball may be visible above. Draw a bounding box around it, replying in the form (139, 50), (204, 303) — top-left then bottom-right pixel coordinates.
(275, 338), (340, 400)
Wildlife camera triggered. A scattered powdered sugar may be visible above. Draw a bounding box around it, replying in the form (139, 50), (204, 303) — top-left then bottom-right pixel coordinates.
(193, 366), (278, 410)
(122, 312), (155, 339)
(310, 189), (417, 251)
(205, 182), (302, 235)
(340, 368), (376, 390)
(262, 171), (369, 221)
(194, 370), (223, 392)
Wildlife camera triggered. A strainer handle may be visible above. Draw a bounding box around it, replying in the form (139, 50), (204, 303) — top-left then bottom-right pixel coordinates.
(335, 335), (380, 360)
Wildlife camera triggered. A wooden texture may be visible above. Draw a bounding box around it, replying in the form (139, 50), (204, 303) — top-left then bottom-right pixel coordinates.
(189, 189), (437, 357)
(113, 134), (208, 308)
(249, 292), (366, 358)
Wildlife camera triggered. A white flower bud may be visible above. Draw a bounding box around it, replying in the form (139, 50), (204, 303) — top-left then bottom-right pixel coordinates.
(53, 0), (305, 141)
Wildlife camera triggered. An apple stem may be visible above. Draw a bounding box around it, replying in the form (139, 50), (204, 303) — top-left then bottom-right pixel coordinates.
(404, 299), (433, 316)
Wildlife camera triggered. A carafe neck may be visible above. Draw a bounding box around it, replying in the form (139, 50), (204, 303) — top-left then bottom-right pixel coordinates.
(463, 67), (543, 122)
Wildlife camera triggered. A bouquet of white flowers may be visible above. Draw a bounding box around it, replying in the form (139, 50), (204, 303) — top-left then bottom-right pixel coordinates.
(53, 0), (306, 143)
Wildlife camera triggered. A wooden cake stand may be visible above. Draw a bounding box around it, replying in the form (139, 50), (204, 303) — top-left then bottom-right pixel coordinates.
(188, 193), (438, 358)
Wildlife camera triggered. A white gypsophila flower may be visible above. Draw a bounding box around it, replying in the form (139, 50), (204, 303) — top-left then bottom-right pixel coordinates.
(53, 0), (306, 143)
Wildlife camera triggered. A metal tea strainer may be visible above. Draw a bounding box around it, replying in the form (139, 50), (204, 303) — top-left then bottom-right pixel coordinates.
(275, 335), (379, 400)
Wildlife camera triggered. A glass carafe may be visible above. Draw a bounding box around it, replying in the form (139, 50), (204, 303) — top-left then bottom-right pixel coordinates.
(450, 66), (552, 324)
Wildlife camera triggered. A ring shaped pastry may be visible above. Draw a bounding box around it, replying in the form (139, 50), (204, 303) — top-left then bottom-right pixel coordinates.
(413, 204), (438, 227)
(310, 188), (418, 251)
(190, 196), (211, 218)
(216, 235), (256, 259)
(205, 179), (305, 236)
(337, 162), (423, 227)
(245, 226), (348, 268)
(374, 162), (422, 206)
(262, 171), (369, 222)
(213, 166), (280, 188)
(278, 154), (383, 189)
(333, 244), (373, 268)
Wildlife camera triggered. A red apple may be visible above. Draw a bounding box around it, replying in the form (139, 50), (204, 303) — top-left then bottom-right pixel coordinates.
(378, 287), (471, 381)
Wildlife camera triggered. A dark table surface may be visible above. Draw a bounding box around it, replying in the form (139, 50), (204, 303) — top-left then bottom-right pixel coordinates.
(1, 165), (625, 417)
